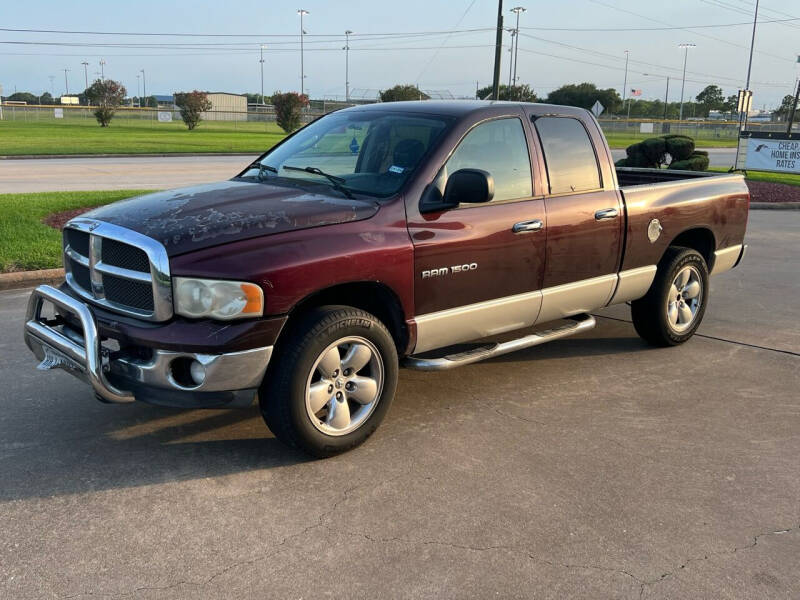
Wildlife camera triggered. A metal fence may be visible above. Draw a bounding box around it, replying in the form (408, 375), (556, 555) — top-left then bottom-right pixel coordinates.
(1, 103), (795, 139)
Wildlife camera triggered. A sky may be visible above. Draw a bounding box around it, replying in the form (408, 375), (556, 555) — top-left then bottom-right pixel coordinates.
(1, 0), (798, 109)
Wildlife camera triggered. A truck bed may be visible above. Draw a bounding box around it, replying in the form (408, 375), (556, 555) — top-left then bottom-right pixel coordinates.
(616, 166), (732, 188)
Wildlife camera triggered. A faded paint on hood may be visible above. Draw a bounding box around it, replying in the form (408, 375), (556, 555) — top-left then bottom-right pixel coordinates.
(82, 180), (380, 256)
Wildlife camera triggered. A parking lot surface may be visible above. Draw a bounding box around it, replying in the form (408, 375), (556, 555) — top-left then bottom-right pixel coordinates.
(0, 210), (797, 599)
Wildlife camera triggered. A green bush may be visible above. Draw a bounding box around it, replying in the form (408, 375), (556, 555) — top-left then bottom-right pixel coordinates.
(616, 134), (706, 171)
(664, 135), (695, 160)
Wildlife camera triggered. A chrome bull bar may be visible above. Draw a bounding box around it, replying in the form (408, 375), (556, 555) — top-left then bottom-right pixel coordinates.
(24, 285), (135, 404)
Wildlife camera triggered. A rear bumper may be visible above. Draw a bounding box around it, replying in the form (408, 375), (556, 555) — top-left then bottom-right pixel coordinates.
(24, 285), (273, 408)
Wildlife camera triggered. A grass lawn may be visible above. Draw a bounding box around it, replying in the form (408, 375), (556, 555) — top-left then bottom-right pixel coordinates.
(0, 190), (153, 272)
(708, 167), (800, 187)
(603, 133), (737, 149)
(0, 118), (286, 155)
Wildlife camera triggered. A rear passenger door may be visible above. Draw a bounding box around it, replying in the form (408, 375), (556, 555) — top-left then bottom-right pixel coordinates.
(527, 112), (623, 324)
(406, 114), (547, 353)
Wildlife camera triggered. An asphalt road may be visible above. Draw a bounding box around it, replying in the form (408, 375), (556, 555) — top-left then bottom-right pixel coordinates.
(1, 211), (797, 599)
(0, 149), (737, 194)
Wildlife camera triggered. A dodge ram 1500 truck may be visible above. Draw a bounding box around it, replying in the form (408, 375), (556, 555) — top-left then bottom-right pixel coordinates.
(24, 101), (749, 456)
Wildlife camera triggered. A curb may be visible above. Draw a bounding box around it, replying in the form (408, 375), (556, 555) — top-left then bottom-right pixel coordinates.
(0, 269), (64, 291)
(0, 153), (259, 160)
(750, 202), (800, 210)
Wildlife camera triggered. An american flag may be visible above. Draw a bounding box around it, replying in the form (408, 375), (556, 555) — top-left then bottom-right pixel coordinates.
(630, 89), (642, 97)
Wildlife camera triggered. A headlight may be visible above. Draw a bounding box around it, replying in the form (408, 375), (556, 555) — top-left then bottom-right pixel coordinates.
(173, 277), (264, 320)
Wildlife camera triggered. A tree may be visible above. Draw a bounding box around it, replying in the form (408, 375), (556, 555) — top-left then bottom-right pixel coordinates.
(39, 92), (54, 105)
(721, 94), (738, 117)
(775, 94), (799, 119)
(7, 92), (37, 104)
(174, 90), (212, 130)
(84, 78), (126, 126)
(476, 83), (538, 102)
(379, 84), (429, 102)
(546, 83), (621, 113)
(271, 91), (309, 133)
(695, 85), (724, 116)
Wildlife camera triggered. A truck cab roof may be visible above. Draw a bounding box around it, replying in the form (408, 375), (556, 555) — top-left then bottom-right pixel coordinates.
(338, 100), (592, 120)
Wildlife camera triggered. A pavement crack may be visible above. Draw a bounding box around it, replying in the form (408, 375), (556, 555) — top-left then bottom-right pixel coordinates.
(494, 408), (546, 426)
(592, 314), (799, 357)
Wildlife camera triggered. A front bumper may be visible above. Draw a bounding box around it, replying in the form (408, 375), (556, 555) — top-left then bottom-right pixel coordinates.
(24, 285), (273, 408)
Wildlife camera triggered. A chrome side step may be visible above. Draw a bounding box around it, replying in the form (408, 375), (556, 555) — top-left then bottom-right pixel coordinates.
(404, 314), (596, 371)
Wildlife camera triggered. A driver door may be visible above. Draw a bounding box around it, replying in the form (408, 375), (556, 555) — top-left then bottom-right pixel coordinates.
(406, 116), (547, 353)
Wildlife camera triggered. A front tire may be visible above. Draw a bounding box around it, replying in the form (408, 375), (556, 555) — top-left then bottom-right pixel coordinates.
(260, 306), (398, 457)
(631, 247), (709, 347)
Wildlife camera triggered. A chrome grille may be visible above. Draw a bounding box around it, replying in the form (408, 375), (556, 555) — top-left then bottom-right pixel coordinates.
(62, 218), (172, 321)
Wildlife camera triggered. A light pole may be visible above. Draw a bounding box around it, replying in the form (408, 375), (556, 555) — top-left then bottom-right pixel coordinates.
(99, 59), (106, 80)
(678, 43), (695, 121)
(344, 30), (353, 103)
(622, 50), (629, 119)
(259, 45), (267, 105)
(140, 69), (146, 105)
(491, 0), (504, 101)
(507, 32), (514, 91)
(510, 6), (525, 93)
(136, 74), (140, 105)
(297, 9), (309, 96)
(81, 61), (89, 90)
(63, 68), (70, 96)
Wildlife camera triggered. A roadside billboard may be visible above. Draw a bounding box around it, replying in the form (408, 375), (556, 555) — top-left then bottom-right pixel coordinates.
(737, 132), (800, 174)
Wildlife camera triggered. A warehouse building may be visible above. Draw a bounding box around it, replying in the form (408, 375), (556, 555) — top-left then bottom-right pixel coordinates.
(202, 92), (247, 121)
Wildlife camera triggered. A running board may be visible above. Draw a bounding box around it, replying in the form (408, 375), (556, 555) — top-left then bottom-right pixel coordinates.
(404, 314), (596, 371)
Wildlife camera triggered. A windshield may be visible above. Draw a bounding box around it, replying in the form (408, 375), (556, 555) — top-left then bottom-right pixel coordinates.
(240, 111), (452, 198)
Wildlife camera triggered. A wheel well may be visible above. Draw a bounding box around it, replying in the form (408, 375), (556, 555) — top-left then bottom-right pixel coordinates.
(667, 228), (715, 269)
(285, 282), (408, 353)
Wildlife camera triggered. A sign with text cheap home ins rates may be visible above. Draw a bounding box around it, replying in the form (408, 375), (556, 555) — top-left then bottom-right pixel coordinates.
(745, 139), (800, 174)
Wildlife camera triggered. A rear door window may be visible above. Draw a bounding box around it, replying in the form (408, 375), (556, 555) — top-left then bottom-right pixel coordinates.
(534, 117), (601, 194)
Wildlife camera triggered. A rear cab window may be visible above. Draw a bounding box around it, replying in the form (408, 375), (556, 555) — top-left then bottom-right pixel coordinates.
(534, 117), (602, 195)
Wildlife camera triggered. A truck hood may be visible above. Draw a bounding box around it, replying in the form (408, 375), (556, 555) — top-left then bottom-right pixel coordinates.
(82, 180), (380, 256)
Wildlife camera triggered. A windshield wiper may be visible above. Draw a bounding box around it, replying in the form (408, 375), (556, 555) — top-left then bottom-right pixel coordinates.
(255, 163), (278, 181)
(282, 165), (355, 199)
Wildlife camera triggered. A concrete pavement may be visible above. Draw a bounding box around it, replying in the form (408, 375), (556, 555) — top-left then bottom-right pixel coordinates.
(0, 149), (737, 194)
(0, 210), (797, 599)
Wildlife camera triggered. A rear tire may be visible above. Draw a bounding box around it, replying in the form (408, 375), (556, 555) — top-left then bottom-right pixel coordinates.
(260, 306), (398, 458)
(631, 247), (709, 347)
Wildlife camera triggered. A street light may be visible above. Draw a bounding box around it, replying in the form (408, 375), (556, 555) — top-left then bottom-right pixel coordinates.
(63, 68), (70, 96)
(99, 59), (106, 80)
(510, 6), (526, 93)
(344, 30), (353, 103)
(644, 73), (671, 121)
(140, 69), (146, 105)
(507, 30), (515, 91)
(678, 43), (696, 121)
(81, 61), (89, 90)
(297, 9), (309, 96)
(622, 50), (629, 119)
(259, 45), (267, 105)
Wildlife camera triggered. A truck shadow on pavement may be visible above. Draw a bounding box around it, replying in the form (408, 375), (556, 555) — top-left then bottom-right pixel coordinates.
(1, 321), (651, 503)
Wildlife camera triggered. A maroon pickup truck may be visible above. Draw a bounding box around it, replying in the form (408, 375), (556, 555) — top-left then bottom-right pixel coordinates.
(24, 101), (749, 456)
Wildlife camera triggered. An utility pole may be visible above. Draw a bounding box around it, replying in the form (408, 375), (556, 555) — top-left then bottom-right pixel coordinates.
(491, 0), (504, 100)
(63, 68), (70, 96)
(140, 69), (146, 105)
(678, 43), (695, 121)
(510, 6), (525, 93)
(48, 75), (55, 96)
(136, 74), (140, 105)
(507, 35), (514, 91)
(298, 9), (309, 96)
(622, 50), (629, 120)
(99, 59), (106, 80)
(664, 76), (670, 121)
(344, 30), (353, 103)
(741, 0), (759, 132)
(259, 45), (267, 105)
(786, 78), (800, 134)
(81, 61), (89, 90)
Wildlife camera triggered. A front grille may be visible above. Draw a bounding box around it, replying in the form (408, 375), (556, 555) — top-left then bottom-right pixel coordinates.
(102, 238), (150, 273)
(62, 220), (172, 321)
(103, 275), (155, 311)
(64, 228), (90, 257)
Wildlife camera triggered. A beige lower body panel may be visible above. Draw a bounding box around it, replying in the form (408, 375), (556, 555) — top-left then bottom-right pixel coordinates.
(413, 266), (659, 354)
(711, 244), (743, 276)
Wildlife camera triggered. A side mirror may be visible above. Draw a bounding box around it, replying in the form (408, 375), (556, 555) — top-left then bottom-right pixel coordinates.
(443, 169), (495, 205)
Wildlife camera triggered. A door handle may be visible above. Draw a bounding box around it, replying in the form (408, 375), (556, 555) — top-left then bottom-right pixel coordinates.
(512, 219), (543, 234)
(595, 208), (619, 221)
